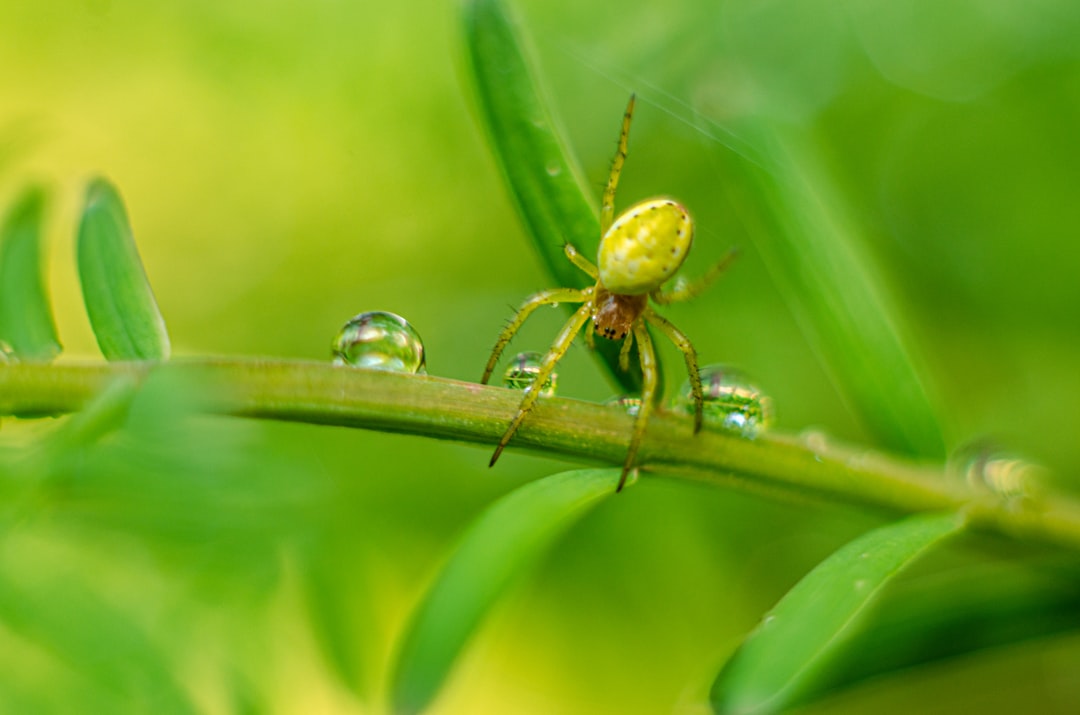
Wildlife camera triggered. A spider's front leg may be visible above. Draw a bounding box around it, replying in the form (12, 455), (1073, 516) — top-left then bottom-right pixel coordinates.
(489, 303), (594, 467)
(481, 287), (590, 384)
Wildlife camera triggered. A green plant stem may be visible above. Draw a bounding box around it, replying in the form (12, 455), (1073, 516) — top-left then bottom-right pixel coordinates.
(2, 359), (1079, 550)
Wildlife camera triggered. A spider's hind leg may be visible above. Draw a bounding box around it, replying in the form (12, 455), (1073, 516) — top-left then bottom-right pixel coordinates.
(600, 94), (636, 236)
(651, 247), (739, 306)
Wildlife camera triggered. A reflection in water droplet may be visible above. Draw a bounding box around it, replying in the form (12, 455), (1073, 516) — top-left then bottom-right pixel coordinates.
(0, 341), (15, 363)
(503, 351), (556, 396)
(673, 364), (774, 437)
(949, 441), (1042, 500)
(605, 395), (642, 416)
(331, 311), (426, 374)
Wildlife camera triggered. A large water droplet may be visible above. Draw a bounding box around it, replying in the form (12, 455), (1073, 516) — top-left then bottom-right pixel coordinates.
(0, 341), (15, 363)
(605, 394), (642, 416)
(949, 441), (1042, 500)
(503, 351), (556, 396)
(673, 364), (774, 437)
(331, 311), (426, 374)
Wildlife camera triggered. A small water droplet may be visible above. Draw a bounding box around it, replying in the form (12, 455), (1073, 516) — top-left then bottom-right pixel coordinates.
(800, 428), (829, 452)
(605, 395), (642, 416)
(545, 163), (562, 177)
(673, 364), (774, 437)
(331, 311), (426, 374)
(854, 579), (869, 591)
(0, 341), (16, 363)
(503, 351), (556, 396)
(949, 440), (1043, 500)
(762, 615), (776, 626)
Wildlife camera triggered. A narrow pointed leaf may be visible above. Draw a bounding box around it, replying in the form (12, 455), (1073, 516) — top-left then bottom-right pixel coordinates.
(799, 560), (1080, 704)
(77, 178), (170, 361)
(711, 511), (964, 715)
(0, 186), (61, 361)
(391, 468), (622, 715)
(714, 129), (945, 458)
(462, 0), (648, 393)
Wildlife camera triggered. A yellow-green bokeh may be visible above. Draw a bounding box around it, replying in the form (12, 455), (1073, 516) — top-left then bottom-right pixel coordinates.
(3, 0), (1080, 712)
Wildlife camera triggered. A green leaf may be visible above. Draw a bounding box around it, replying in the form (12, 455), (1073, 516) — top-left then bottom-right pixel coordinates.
(300, 534), (373, 699)
(391, 468), (622, 715)
(0, 185), (61, 361)
(0, 566), (196, 714)
(710, 511), (964, 715)
(45, 374), (140, 457)
(462, 0), (649, 394)
(76, 177), (170, 361)
(801, 559), (1080, 704)
(714, 129), (946, 458)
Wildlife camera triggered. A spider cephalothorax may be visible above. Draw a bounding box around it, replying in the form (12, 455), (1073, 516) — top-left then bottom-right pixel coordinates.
(481, 95), (736, 491)
(592, 289), (645, 340)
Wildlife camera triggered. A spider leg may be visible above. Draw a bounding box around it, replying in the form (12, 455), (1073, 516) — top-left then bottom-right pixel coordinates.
(600, 94), (636, 237)
(584, 320), (596, 350)
(644, 310), (703, 434)
(618, 329), (634, 373)
(564, 243), (599, 281)
(651, 247), (739, 305)
(481, 287), (589, 384)
(617, 321), (657, 491)
(490, 303), (593, 467)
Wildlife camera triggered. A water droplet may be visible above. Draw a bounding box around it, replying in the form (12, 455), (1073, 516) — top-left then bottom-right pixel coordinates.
(800, 428), (829, 452)
(331, 311), (426, 374)
(0, 341), (16, 363)
(545, 163), (562, 177)
(673, 364), (774, 437)
(605, 395), (642, 416)
(949, 440), (1043, 500)
(503, 351), (556, 396)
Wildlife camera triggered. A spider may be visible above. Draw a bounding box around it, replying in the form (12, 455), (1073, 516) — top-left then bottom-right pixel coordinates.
(481, 95), (737, 491)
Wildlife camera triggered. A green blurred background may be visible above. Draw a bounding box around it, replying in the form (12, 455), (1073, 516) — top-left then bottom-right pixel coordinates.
(2, 0), (1080, 712)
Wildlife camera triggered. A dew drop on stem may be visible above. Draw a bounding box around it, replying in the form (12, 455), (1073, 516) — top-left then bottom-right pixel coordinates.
(673, 364), (774, 437)
(503, 351), (556, 396)
(331, 311), (426, 374)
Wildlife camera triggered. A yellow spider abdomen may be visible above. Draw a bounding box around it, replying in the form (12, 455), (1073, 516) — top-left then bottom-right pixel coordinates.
(597, 198), (693, 295)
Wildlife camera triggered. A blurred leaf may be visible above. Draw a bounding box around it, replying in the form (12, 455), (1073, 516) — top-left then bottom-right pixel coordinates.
(300, 534), (373, 700)
(0, 564), (196, 714)
(710, 511), (963, 715)
(45, 371), (321, 599)
(390, 468), (622, 715)
(76, 177), (170, 361)
(462, 0), (651, 394)
(44, 375), (139, 459)
(715, 130), (946, 458)
(0, 185), (61, 361)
